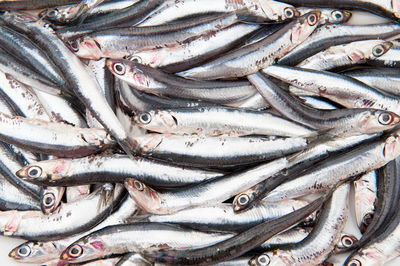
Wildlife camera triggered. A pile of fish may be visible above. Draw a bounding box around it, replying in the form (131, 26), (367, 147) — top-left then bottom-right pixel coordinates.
(1, 0), (400, 265)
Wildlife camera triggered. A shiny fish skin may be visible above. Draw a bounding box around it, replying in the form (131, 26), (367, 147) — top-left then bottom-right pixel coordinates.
(55, 0), (163, 38)
(0, 112), (114, 158)
(40, 0), (139, 24)
(250, 183), (350, 266)
(142, 195), (326, 265)
(135, 133), (308, 167)
(107, 59), (258, 104)
(67, 13), (241, 60)
(0, 184), (125, 241)
(354, 171), (377, 233)
(278, 23), (400, 66)
(263, 65), (400, 115)
(16, 154), (223, 187)
(296, 39), (393, 71)
(248, 72), (400, 136)
(9, 196), (137, 264)
(126, 23), (261, 73)
(146, 199), (310, 232)
(134, 107), (315, 137)
(277, 0), (400, 22)
(139, 0), (298, 26)
(263, 132), (400, 202)
(0, 11), (134, 156)
(0, 0), (80, 9)
(60, 222), (234, 263)
(125, 157), (288, 214)
(178, 12), (321, 80)
(344, 68), (400, 96)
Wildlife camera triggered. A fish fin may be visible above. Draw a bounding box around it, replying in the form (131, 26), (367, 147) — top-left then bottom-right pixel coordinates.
(97, 183), (114, 212)
(118, 137), (138, 159)
(235, 9), (276, 24)
(124, 214), (150, 223)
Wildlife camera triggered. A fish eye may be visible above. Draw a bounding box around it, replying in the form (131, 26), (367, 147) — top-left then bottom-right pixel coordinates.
(307, 13), (318, 26)
(43, 193), (56, 207)
(348, 259), (362, 266)
(257, 254), (270, 265)
(68, 40), (79, 52)
(134, 180), (144, 191)
(284, 7), (295, 19)
(362, 212), (373, 226)
(47, 9), (58, 18)
(331, 10), (344, 21)
(113, 63), (126, 75)
(341, 235), (354, 248)
(378, 112), (394, 125)
(68, 244), (83, 258)
(139, 112), (151, 124)
(17, 246), (31, 257)
(27, 166), (42, 178)
(237, 194), (250, 206)
(372, 44), (386, 57)
(129, 55), (142, 64)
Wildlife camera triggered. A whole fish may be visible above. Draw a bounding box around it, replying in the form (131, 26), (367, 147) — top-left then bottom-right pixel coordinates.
(133, 106), (315, 137)
(178, 12), (321, 80)
(16, 154), (223, 187)
(139, 0), (298, 26)
(124, 157), (288, 214)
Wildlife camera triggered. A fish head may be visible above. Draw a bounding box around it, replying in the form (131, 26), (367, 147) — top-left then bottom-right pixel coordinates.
(358, 110), (400, 134)
(233, 192), (253, 212)
(249, 251), (288, 266)
(40, 188), (64, 214)
(60, 238), (102, 262)
(334, 234), (359, 252)
(125, 178), (164, 214)
(370, 41), (393, 59)
(325, 10), (352, 24)
(65, 37), (103, 60)
(106, 59), (153, 90)
(134, 110), (179, 133)
(383, 132), (400, 160)
(259, 0), (298, 21)
(290, 11), (321, 45)
(345, 249), (383, 266)
(39, 6), (80, 24)
(9, 241), (59, 263)
(16, 159), (71, 184)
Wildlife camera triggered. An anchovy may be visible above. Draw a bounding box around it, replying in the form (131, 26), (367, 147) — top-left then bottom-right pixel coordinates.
(0, 0), (80, 9)
(60, 222), (234, 263)
(40, 0), (139, 24)
(141, 195), (327, 265)
(135, 133), (308, 167)
(16, 154), (223, 187)
(107, 59), (258, 104)
(296, 40), (393, 70)
(249, 183), (350, 266)
(276, 0), (400, 22)
(124, 157), (288, 214)
(127, 23), (261, 73)
(0, 184), (125, 241)
(0, 11), (134, 156)
(278, 23), (400, 66)
(139, 0), (298, 26)
(0, 112), (115, 158)
(134, 106), (315, 137)
(65, 13), (240, 60)
(40, 186), (65, 214)
(248, 72), (400, 136)
(9, 196), (137, 264)
(146, 199), (310, 232)
(177, 12), (321, 80)
(263, 65), (400, 115)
